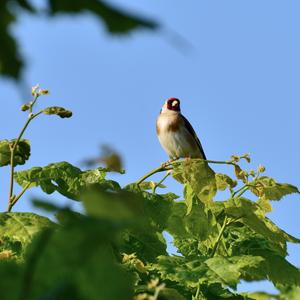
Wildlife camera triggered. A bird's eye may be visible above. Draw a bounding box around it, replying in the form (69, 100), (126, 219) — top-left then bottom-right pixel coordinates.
(172, 100), (178, 107)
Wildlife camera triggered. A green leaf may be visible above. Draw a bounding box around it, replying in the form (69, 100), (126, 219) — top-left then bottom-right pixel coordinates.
(249, 250), (300, 286)
(200, 283), (251, 300)
(215, 173), (237, 191)
(0, 139), (30, 167)
(277, 285), (300, 300)
(246, 291), (279, 300)
(172, 160), (216, 205)
(204, 255), (264, 288)
(0, 4), (23, 79)
(184, 183), (195, 215)
(250, 176), (299, 201)
(223, 198), (300, 246)
(257, 196), (272, 213)
(23, 217), (134, 300)
(166, 201), (219, 257)
(151, 255), (207, 288)
(0, 260), (23, 300)
(0, 212), (55, 259)
(224, 223), (286, 258)
(234, 165), (247, 182)
(159, 288), (187, 300)
(49, 0), (158, 33)
(152, 255), (263, 290)
(14, 162), (119, 200)
(83, 189), (143, 222)
(83, 188), (170, 262)
(43, 106), (72, 118)
(223, 223), (300, 286)
(139, 181), (166, 191)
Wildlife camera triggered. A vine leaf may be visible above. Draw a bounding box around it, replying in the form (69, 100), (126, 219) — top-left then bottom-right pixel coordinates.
(0, 139), (30, 167)
(215, 173), (237, 191)
(48, 0), (158, 33)
(14, 162), (120, 200)
(0, 212), (55, 260)
(223, 198), (300, 246)
(43, 106), (73, 118)
(250, 176), (299, 201)
(152, 255), (263, 289)
(172, 160), (216, 205)
(138, 181), (166, 190)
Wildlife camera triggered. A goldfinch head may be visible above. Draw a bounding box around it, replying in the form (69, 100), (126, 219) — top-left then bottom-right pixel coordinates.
(161, 97), (181, 113)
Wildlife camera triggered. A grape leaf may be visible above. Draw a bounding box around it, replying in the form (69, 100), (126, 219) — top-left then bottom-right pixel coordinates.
(152, 255), (264, 289)
(215, 173), (237, 191)
(43, 106), (72, 118)
(14, 162), (119, 200)
(204, 255), (264, 288)
(48, 0), (158, 33)
(0, 212), (55, 259)
(223, 198), (300, 246)
(22, 216), (134, 300)
(0, 139), (30, 167)
(172, 160), (216, 205)
(250, 176), (299, 201)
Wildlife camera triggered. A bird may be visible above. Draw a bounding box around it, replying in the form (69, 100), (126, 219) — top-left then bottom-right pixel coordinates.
(156, 97), (206, 160)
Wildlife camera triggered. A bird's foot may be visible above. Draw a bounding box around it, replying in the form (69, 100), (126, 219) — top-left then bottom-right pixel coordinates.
(161, 157), (179, 168)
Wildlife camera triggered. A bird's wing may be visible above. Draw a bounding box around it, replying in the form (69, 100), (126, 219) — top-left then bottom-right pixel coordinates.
(181, 114), (207, 160)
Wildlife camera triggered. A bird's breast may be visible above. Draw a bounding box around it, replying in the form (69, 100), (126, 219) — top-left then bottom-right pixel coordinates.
(156, 113), (200, 158)
(156, 113), (181, 135)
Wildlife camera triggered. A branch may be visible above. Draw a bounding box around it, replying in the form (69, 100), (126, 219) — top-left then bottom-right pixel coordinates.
(8, 110), (43, 209)
(136, 158), (236, 185)
(7, 183), (31, 212)
(152, 171), (171, 194)
(210, 216), (228, 258)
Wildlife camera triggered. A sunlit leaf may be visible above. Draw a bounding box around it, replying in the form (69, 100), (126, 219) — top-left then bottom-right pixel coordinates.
(250, 176), (299, 201)
(43, 106), (72, 118)
(172, 160), (216, 205)
(223, 198), (300, 246)
(234, 165), (247, 182)
(14, 162), (119, 200)
(215, 173), (237, 191)
(139, 181), (166, 191)
(0, 212), (55, 259)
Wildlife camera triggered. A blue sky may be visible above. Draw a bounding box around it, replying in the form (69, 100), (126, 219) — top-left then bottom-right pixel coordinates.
(0, 0), (299, 294)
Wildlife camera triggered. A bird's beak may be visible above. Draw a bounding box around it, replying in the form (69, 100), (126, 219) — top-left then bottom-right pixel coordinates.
(172, 100), (178, 107)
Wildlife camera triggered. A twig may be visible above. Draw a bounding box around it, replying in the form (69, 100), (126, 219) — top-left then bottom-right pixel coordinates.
(136, 165), (171, 185)
(210, 216), (228, 258)
(7, 183), (31, 212)
(8, 110), (43, 210)
(152, 171), (170, 194)
(232, 184), (248, 198)
(136, 158), (236, 185)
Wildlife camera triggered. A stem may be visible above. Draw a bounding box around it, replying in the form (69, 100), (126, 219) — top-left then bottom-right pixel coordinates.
(232, 184), (248, 198)
(136, 165), (171, 185)
(136, 158), (236, 185)
(194, 283), (201, 299)
(29, 95), (39, 114)
(152, 171), (170, 194)
(8, 116), (32, 203)
(7, 183), (31, 212)
(235, 186), (249, 198)
(210, 216), (228, 258)
(7, 110), (43, 210)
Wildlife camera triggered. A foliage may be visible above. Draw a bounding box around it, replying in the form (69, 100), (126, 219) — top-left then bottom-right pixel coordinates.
(0, 87), (300, 299)
(0, 0), (157, 80)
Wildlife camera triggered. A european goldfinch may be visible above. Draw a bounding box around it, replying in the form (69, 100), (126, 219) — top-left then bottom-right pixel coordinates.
(156, 97), (206, 160)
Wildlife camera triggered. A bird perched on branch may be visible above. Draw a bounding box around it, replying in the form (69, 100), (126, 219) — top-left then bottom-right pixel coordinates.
(156, 97), (206, 160)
